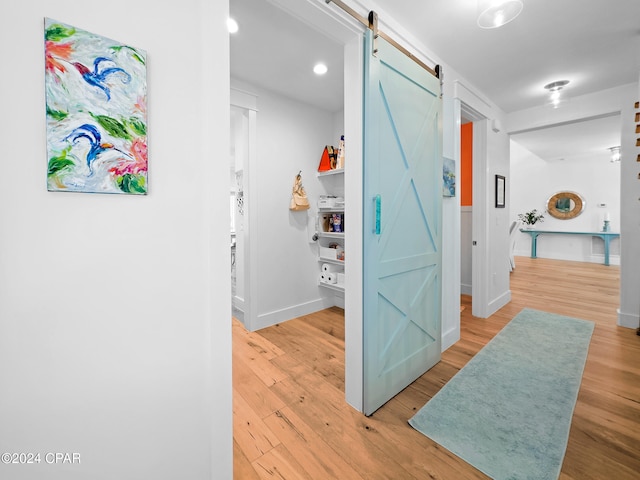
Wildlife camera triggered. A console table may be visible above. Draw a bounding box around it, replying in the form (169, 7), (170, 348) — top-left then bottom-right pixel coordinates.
(519, 229), (620, 266)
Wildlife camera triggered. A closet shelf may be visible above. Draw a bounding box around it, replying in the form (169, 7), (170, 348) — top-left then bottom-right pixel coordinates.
(318, 232), (344, 239)
(317, 168), (344, 177)
(318, 256), (344, 265)
(319, 281), (345, 293)
(318, 207), (345, 213)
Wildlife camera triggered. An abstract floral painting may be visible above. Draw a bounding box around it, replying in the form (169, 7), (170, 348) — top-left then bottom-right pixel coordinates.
(44, 18), (147, 194)
(442, 156), (456, 197)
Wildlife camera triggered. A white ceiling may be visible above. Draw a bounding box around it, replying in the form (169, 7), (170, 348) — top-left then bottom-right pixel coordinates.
(374, 0), (640, 113)
(510, 113), (622, 162)
(229, 0), (639, 161)
(229, 0), (344, 113)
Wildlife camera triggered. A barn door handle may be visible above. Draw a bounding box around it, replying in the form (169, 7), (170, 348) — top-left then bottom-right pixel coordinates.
(375, 194), (381, 235)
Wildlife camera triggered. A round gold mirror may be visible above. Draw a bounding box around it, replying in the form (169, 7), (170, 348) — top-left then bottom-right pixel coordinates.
(546, 191), (585, 219)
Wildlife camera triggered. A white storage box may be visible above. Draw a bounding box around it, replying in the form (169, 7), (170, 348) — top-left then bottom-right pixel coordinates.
(318, 195), (336, 208)
(319, 246), (337, 259)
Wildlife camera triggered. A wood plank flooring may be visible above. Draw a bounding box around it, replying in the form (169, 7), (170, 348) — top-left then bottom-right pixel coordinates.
(233, 256), (640, 479)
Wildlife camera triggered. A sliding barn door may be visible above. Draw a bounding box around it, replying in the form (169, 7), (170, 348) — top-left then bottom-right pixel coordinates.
(363, 29), (443, 416)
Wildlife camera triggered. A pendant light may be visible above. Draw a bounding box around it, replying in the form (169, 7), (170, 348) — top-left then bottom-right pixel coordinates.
(544, 80), (570, 108)
(477, 0), (524, 29)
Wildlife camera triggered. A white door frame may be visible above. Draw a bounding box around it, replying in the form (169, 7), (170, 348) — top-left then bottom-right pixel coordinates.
(230, 88), (258, 330)
(455, 81), (491, 318)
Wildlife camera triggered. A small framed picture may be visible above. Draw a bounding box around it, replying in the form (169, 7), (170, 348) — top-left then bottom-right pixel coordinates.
(495, 175), (505, 208)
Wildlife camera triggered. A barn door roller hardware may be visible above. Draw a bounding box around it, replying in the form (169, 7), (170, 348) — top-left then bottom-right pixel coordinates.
(324, 0), (440, 79)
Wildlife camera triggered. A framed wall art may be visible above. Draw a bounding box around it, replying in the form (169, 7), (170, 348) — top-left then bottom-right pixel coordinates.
(495, 174), (505, 208)
(44, 18), (148, 195)
(442, 156), (456, 197)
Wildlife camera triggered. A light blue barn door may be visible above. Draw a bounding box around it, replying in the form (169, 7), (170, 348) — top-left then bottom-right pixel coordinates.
(363, 29), (443, 415)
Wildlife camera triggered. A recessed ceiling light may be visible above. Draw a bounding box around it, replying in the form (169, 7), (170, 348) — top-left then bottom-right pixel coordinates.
(313, 63), (328, 75)
(227, 18), (239, 34)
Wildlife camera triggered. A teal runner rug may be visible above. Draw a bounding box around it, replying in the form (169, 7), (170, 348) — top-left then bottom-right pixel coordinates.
(409, 308), (595, 480)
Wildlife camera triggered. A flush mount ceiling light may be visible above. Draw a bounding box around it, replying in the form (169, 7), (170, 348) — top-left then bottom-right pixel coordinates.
(227, 18), (239, 34)
(609, 146), (621, 163)
(477, 0), (524, 29)
(544, 80), (570, 108)
(313, 63), (328, 75)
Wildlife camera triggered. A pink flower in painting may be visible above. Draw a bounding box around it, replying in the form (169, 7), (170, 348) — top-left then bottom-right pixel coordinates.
(134, 95), (147, 115)
(131, 138), (148, 170)
(110, 138), (148, 176)
(45, 41), (73, 75)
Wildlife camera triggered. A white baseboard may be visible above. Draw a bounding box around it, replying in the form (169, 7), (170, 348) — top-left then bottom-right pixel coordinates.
(617, 309), (640, 329)
(460, 283), (472, 296)
(254, 297), (335, 330)
(441, 326), (460, 352)
(487, 289), (511, 317)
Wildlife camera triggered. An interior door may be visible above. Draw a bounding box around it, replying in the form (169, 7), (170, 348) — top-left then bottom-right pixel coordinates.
(363, 29), (443, 415)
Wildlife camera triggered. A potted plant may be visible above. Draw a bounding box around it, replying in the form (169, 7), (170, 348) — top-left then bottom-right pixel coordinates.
(518, 209), (544, 229)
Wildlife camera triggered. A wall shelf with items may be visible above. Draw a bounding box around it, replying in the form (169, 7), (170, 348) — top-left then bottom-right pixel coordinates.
(318, 257), (344, 291)
(318, 211), (344, 235)
(317, 159), (345, 294)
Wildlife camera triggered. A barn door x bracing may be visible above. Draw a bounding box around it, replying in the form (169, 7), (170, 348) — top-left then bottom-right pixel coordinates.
(363, 28), (443, 416)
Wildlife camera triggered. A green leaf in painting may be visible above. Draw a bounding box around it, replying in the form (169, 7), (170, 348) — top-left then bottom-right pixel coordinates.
(110, 45), (146, 65)
(127, 117), (147, 136)
(45, 24), (76, 42)
(46, 105), (68, 121)
(117, 174), (147, 194)
(48, 155), (75, 176)
(91, 114), (132, 140)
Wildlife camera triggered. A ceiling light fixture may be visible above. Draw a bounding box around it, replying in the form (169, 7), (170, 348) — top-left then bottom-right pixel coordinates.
(227, 18), (239, 34)
(609, 146), (621, 163)
(544, 80), (569, 108)
(313, 63), (328, 75)
(477, 0), (524, 29)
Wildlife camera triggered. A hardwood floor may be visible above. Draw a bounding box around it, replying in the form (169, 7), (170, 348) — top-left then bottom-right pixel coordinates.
(233, 256), (640, 479)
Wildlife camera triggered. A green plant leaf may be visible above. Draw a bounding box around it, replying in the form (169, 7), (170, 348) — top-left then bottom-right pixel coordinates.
(45, 24), (76, 42)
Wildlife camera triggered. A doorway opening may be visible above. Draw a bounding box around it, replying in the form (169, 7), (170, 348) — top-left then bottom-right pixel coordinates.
(229, 0), (364, 411)
(458, 102), (490, 318)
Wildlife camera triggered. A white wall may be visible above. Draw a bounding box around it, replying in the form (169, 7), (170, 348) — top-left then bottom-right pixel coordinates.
(0, 2), (231, 479)
(510, 140), (621, 264)
(484, 122), (512, 313)
(231, 79), (341, 329)
(618, 79), (640, 329)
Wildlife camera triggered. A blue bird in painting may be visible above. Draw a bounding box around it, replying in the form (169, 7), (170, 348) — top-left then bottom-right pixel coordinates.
(65, 124), (128, 173)
(72, 57), (131, 101)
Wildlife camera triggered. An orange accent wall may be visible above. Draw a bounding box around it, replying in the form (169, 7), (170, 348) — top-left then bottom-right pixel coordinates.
(461, 122), (473, 206)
